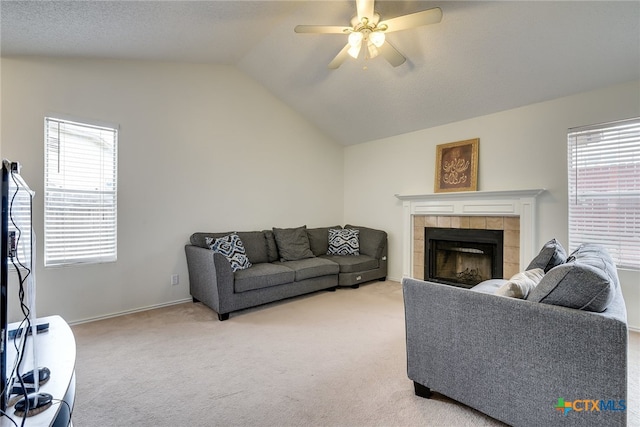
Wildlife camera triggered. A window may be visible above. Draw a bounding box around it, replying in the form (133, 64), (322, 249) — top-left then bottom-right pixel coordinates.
(568, 117), (640, 270)
(44, 117), (118, 266)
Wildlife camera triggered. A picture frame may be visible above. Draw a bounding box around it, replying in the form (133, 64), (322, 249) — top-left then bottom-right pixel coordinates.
(434, 138), (479, 193)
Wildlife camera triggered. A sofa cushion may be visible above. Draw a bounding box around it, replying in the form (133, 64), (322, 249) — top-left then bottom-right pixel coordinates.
(320, 254), (378, 274)
(495, 268), (545, 299)
(234, 263), (295, 293)
(206, 234), (252, 272)
(274, 257), (339, 281)
(470, 279), (507, 294)
(307, 226), (342, 257)
(344, 225), (386, 259)
(193, 231), (269, 264)
(273, 226), (315, 262)
(526, 244), (618, 312)
(327, 228), (360, 256)
(526, 238), (567, 273)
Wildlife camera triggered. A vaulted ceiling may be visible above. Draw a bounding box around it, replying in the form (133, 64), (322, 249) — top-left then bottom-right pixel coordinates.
(2, 1), (639, 145)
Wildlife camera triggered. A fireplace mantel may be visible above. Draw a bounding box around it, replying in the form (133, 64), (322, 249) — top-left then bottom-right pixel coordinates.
(395, 189), (545, 203)
(396, 189), (545, 279)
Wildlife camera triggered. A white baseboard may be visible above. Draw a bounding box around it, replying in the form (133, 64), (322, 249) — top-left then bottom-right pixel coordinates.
(69, 298), (192, 326)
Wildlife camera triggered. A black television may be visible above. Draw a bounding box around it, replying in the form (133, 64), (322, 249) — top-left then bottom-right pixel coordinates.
(1, 160), (35, 414)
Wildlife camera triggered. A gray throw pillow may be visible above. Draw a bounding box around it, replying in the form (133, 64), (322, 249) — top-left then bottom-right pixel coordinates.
(263, 230), (280, 262)
(307, 226), (342, 257)
(272, 226), (315, 262)
(526, 238), (567, 273)
(526, 262), (614, 312)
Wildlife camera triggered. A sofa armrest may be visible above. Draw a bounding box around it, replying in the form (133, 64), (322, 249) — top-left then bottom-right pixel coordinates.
(403, 277), (627, 427)
(185, 245), (234, 315)
(345, 225), (387, 259)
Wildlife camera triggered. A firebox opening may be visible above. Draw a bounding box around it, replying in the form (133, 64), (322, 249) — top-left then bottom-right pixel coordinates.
(425, 228), (504, 289)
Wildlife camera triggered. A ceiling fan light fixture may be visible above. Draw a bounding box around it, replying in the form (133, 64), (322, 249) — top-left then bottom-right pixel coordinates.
(348, 43), (362, 59)
(348, 31), (363, 47)
(347, 31), (363, 58)
(366, 40), (379, 59)
(369, 31), (385, 48)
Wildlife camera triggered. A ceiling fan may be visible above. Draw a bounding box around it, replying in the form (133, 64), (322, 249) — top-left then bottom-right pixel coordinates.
(294, 0), (442, 69)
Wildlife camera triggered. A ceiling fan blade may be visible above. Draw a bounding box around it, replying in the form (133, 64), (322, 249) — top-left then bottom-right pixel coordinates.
(328, 44), (351, 69)
(379, 41), (406, 67)
(356, 0), (374, 22)
(294, 25), (350, 34)
(379, 7), (442, 33)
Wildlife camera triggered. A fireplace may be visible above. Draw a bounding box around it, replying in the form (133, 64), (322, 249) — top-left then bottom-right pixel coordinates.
(397, 189), (545, 281)
(425, 228), (503, 288)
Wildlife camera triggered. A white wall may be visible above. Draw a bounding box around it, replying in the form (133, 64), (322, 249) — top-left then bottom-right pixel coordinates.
(1, 57), (637, 328)
(344, 80), (640, 329)
(0, 57), (344, 323)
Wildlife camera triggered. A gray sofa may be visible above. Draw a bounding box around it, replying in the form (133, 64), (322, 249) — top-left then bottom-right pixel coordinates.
(403, 242), (628, 426)
(185, 225), (387, 320)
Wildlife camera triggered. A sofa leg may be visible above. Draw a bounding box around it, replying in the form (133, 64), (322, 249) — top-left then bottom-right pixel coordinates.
(413, 382), (432, 399)
(327, 287), (337, 292)
(351, 284), (360, 289)
(218, 313), (230, 321)
(378, 277), (386, 281)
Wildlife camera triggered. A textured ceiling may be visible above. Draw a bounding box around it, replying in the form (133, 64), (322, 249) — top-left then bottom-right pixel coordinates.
(2, 1), (639, 145)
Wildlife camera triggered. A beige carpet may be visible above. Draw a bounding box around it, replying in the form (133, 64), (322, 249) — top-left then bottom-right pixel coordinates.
(70, 281), (639, 426)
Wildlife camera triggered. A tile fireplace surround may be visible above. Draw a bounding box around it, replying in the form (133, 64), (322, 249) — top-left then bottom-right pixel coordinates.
(396, 189), (545, 281)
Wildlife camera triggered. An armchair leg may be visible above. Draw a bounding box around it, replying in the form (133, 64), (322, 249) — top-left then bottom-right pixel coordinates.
(218, 313), (230, 321)
(192, 297), (200, 303)
(413, 382), (432, 399)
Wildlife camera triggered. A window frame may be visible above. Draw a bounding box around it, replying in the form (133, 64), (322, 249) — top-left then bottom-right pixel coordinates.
(567, 117), (640, 271)
(44, 115), (119, 267)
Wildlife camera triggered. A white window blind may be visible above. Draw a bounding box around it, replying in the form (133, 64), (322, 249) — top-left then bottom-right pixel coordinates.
(44, 117), (118, 266)
(568, 117), (640, 270)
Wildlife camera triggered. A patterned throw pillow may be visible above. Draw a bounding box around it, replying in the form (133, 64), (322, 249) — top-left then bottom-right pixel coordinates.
(206, 234), (252, 272)
(327, 228), (360, 256)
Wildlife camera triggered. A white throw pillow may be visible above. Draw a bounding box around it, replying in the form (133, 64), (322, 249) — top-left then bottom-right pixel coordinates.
(495, 268), (545, 299)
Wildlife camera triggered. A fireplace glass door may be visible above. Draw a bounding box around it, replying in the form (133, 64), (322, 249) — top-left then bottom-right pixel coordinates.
(425, 228), (503, 288)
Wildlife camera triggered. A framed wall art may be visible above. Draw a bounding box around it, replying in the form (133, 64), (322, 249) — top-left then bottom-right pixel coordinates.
(434, 138), (479, 193)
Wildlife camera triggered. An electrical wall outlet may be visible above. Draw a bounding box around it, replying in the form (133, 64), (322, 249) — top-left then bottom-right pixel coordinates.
(171, 274), (179, 286)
